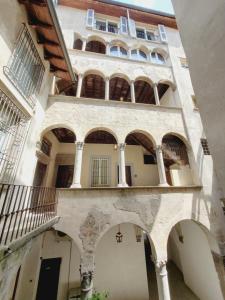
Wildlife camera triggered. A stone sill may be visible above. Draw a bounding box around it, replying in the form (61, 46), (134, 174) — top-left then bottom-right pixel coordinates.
(49, 95), (182, 112)
(57, 186), (202, 193)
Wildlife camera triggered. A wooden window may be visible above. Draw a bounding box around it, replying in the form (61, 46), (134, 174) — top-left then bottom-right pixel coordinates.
(158, 24), (168, 43)
(201, 139), (210, 155)
(91, 157), (109, 187)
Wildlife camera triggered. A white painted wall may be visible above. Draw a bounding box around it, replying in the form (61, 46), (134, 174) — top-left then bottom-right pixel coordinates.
(95, 223), (149, 300)
(168, 221), (223, 300)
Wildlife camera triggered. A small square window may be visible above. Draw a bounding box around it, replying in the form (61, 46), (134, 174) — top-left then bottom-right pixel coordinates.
(108, 22), (118, 34)
(180, 57), (189, 68)
(96, 20), (106, 31)
(136, 28), (146, 39)
(201, 139), (210, 155)
(144, 155), (156, 164)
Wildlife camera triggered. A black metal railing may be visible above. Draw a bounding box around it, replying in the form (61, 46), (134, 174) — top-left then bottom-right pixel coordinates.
(0, 184), (57, 246)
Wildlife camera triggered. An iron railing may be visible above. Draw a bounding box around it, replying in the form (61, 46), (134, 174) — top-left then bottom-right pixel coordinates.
(0, 184), (57, 246)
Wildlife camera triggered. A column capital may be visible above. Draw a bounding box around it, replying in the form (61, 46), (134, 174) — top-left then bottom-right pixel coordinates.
(153, 82), (158, 87)
(105, 76), (110, 81)
(155, 145), (163, 152)
(130, 79), (135, 84)
(76, 141), (84, 150)
(118, 143), (126, 151)
(78, 73), (84, 79)
(154, 259), (168, 276)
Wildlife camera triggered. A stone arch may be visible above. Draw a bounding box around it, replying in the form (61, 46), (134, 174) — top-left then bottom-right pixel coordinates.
(81, 70), (106, 99)
(134, 76), (154, 86)
(109, 72), (131, 83)
(109, 73), (131, 102)
(110, 39), (129, 50)
(158, 79), (176, 91)
(152, 47), (169, 59)
(125, 129), (157, 148)
(87, 35), (107, 46)
(83, 69), (106, 80)
(40, 124), (76, 140)
(161, 132), (190, 150)
(84, 127), (118, 144)
(86, 36), (106, 54)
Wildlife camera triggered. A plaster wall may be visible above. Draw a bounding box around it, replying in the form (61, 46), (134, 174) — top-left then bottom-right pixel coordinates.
(172, 0), (225, 197)
(95, 223), (149, 300)
(168, 221), (223, 300)
(0, 0), (52, 186)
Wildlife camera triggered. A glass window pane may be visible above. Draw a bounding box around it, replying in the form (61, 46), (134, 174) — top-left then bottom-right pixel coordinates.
(108, 23), (118, 33)
(96, 20), (106, 31)
(139, 50), (147, 61)
(136, 28), (145, 39)
(110, 46), (118, 57)
(120, 47), (127, 58)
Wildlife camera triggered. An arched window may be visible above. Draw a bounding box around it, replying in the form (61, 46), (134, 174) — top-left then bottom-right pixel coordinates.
(110, 46), (127, 58)
(131, 49), (148, 61)
(151, 52), (165, 64)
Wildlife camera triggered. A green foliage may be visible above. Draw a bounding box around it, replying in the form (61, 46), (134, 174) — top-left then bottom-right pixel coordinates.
(89, 291), (109, 300)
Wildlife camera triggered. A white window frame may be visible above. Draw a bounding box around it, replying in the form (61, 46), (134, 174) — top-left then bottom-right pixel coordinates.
(110, 45), (128, 58)
(90, 156), (110, 187)
(151, 52), (165, 64)
(131, 49), (148, 61)
(136, 27), (146, 40)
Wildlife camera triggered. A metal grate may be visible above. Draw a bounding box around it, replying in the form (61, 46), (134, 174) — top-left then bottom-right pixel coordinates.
(3, 24), (45, 108)
(201, 138), (210, 155)
(0, 184), (57, 246)
(0, 89), (29, 183)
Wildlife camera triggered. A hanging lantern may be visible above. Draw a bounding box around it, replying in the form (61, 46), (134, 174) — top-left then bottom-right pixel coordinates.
(134, 225), (142, 243)
(116, 225), (123, 243)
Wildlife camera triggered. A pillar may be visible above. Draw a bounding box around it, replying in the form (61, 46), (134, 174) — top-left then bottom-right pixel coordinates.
(118, 143), (128, 187)
(128, 48), (132, 59)
(105, 77), (110, 100)
(155, 145), (169, 186)
(155, 260), (171, 300)
(76, 74), (83, 98)
(82, 39), (87, 51)
(106, 42), (110, 55)
(131, 80), (136, 103)
(153, 83), (160, 105)
(71, 142), (84, 188)
(80, 254), (95, 300)
(50, 75), (56, 95)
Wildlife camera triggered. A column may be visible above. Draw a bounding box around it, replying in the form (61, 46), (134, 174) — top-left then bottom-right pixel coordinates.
(82, 39), (87, 51)
(106, 42), (110, 55)
(71, 142), (84, 188)
(153, 83), (160, 105)
(50, 75), (56, 95)
(80, 271), (93, 300)
(128, 48), (132, 59)
(156, 145), (169, 186)
(105, 77), (110, 100)
(131, 80), (136, 103)
(76, 74), (83, 98)
(118, 143), (128, 187)
(155, 260), (171, 300)
(80, 254), (95, 300)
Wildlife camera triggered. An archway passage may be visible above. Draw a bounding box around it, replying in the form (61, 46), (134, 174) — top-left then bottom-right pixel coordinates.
(134, 80), (155, 104)
(95, 223), (158, 300)
(81, 74), (105, 99)
(167, 220), (224, 300)
(125, 132), (158, 186)
(35, 127), (76, 189)
(85, 130), (117, 187)
(109, 77), (131, 102)
(86, 40), (106, 54)
(73, 38), (83, 50)
(162, 134), (192, 186)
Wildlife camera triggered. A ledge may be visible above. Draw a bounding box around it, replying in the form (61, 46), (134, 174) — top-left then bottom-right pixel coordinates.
(48, 95), (182, 112)
(57, 186), (202, 193)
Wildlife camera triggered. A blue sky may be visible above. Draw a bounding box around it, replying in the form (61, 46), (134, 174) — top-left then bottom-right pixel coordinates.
(116, 0), (174, 14)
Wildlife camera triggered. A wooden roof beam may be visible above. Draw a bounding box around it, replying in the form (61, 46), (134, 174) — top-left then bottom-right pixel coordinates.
(19, 0), (47, 7)
(29, 20), (54, 30)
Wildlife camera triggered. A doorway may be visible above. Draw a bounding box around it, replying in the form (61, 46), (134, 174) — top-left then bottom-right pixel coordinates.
(56, 165), (74, 188)
(36, 257), (61, 300)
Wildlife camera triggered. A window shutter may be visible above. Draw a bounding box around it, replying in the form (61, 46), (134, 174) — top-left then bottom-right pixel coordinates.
(86, 9), (95, 28)
(128, 19), (136, 38)
(120, 17), (128, 34)
(158, 24), (168, 43)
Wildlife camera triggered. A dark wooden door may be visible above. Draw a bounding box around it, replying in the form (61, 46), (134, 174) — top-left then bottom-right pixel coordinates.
(126, 166), (132, 186)
(36, 258), (61, 300)
(56, 165), (74, 188)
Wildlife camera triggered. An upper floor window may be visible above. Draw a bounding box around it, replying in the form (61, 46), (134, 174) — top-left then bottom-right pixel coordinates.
(151, 52), (165, 64)
(146, 31), (157, 41)
(110, 46), (127, 58)
(3, 24), (45, 108)
(108, 22), (118, 34)
(96, 19), (107, 31)
(131, 49), (147, 61)
(136, 28), (146, 39)
(95, 19), (118, 34)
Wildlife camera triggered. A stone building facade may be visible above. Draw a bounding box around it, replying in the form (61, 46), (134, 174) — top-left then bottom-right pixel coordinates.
(0, 0), (225, 300)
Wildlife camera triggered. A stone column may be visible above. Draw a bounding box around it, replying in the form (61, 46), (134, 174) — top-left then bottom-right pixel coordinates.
(80, 254), (95, 300)
(153, 83), (160, 105)
(155, 260), (171, 300)
(128, 48), (132, 59)
(118, 143), (128, 187)
(50, 75), (56, 95)
(71, 142), (84, 188)
(106, 42), (110, 55)
(131, 80), (136, 103)
(76, 74), (83, 98)
(105, 77), (110, 100)
(82, 39), (87, 51)
(155, 145), (169, 186)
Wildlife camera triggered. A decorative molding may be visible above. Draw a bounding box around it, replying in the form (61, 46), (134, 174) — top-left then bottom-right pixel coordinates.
(76, 141), (84, 150)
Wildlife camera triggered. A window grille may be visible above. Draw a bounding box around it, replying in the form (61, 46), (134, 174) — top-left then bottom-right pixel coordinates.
(91, 157), (109, 187)
(201, 139), (210, 155)
(0, 89), (29, 183)
(3, 24), (45, 108)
